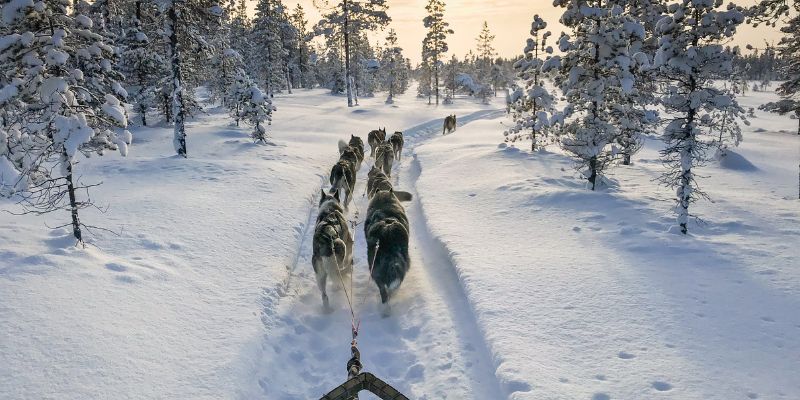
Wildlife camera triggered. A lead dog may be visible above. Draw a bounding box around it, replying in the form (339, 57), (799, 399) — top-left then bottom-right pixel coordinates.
(389, 131), (404, 160)
(312, 190), (354, 309)
(364, 188), (412, 306)
(443, 114), (456, 135)
(375, 142), (395, 177)
(367, 128), (386, 157)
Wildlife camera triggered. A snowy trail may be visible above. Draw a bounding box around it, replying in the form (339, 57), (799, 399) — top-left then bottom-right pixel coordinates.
(248, 109), (507, 399)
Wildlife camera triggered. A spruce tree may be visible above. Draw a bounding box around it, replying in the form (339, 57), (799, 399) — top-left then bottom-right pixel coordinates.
(421, 0), (452, 106)
(0, 0), (132, 242)
(506, 15), (557, 151)
(654, 0), (747, 233)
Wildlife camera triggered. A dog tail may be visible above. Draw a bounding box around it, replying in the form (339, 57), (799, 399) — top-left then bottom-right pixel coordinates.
(338, 139), (349, 154)
(393, 191), (413, 202)
(332, 237), (347, 268)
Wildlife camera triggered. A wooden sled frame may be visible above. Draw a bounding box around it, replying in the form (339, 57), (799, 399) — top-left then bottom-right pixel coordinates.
(319, 372), (410, 400)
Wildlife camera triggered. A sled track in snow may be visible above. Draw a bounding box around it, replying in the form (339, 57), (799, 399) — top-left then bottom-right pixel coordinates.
(254, 109), (507, 399)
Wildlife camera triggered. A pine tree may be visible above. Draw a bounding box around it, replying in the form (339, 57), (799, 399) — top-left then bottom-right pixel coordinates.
(252, 0), (291, 96)
(118, 0), (166, 127)
(421, 0), (453, 106)
(475, 21), (496, 94)
(229, 72), (275, 143)
(315, 0), (390, 107)
(0, 0), (132, 242)
(289, 4), (315, 89)
(549, 0), (647, 190)
(759, 13), (800, 135)
(162, 0), (220, 157)
(379, 29), (408, 103)
(654, 0), (747, 234)
(506, 15), (557, 151)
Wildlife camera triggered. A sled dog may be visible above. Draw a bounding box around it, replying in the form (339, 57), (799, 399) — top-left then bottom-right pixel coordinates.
(348, 134), (365, 166)
(443, 114), (456, 135)
(367, 128), (387, 157)
(389, 131), (404, 160)
(367, 166), (412, 201)
(364, 188), (412, 305)
(330, 157), (356, 208)
(375, 142), (395, 177)
(312, 190), (354, 308)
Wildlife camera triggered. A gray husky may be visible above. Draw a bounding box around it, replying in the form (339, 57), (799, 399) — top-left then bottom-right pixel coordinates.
(312, 190), (354, 308)
(443, 114), (456, 135)
(367, 128), (387, 157)
(364, 188), (412, 305)
(348, 135), (365, 165)
(389, 131), (404, 160)
(338, 143), (362, 171)
(367, 166), (412, 201)
(375, 142), (395, 177)
(330, 157), (356, 208)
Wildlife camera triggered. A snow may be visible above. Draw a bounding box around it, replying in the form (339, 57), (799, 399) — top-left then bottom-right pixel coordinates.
(414, 89), (800, 399)
(1, 0), (33, 24)
(1, 85), (798, 400)
(102, 94), (128, 127)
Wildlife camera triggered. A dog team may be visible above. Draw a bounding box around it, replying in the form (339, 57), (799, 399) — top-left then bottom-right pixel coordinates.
(312, 115), (456, 311)
(312, 127), (412, 310)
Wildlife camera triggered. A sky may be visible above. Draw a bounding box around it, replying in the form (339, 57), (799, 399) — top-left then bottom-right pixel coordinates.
(260, 0), (785, 65)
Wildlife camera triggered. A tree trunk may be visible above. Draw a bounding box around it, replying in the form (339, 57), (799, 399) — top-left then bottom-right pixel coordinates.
(286, 67), (292, 94)
(588, 156), (597, 191)
(343, 0), (353, 107)
(169, 4), (187, 157)
(434, 55), (439, 106)
(139, 103), (147, 126)
(63, 153), (83, 243)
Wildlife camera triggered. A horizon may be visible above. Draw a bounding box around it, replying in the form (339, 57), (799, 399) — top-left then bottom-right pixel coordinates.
(247, 0), (784, 65)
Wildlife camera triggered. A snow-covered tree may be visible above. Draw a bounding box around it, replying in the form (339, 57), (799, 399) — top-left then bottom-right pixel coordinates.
(229, 73), (275, 143)
(475, 21), (496, 92)
(314, 0), (390, 107)
(251, 0), (292, 96)
(416, 60), (433, 99)
(0, 0), (132, 242)
(379, 29), (409, 103)
(653, 0), (747, 234)
(117, 1), (166, 127)
(505, 15), (557, 151)
(421, 0), (453, 105)
(759, 13), (800, 135)
(289, 4), (316, 89)
(548, 0), (647, 190)
(162, 0), (221, 157)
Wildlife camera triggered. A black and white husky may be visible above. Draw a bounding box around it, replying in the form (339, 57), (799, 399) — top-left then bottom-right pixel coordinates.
(312, 190), (354, 309)
(389, 131), (404, 160)
(338, 135), (364, 169)
(443, 114), (456, 135)
(364, 188), (412, 305)
(375, 142), (395, 177)
(330, 157), (356, 208)
(367, 128), (386, 157)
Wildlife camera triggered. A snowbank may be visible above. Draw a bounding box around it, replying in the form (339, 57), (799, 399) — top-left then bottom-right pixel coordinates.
(414, 112), (800, 399)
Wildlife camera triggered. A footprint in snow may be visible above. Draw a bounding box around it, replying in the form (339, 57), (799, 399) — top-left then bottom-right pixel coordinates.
(592, 393), (611, 400)
(105, 262), (127, 272)
(617, 351), (635, 360)
(652, 381), (673, 391)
